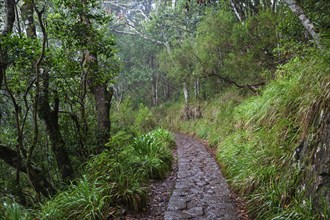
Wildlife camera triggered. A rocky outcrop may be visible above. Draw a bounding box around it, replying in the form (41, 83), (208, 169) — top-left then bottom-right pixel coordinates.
(299, 101), (330, 213)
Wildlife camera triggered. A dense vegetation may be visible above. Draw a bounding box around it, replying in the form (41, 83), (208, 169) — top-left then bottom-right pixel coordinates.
(158, 50), (329, 219)
(0, 0), (329, 219)
(1, 128), (175, 219)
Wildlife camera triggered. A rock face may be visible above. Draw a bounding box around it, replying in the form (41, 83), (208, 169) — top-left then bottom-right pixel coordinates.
(300, 104), (330, 212)
(165, 133), (239, 220)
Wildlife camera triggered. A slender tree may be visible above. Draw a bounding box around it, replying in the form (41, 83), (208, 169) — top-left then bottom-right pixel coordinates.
(283, 0), (321, 48)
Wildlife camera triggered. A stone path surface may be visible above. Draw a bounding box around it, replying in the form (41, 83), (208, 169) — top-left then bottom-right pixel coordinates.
(164, 133), (240, 220)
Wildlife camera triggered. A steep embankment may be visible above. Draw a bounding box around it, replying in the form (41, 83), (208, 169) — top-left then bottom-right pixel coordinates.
(157, 51), (330, 219)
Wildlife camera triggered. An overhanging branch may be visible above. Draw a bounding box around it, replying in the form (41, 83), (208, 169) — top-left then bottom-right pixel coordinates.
(190, 46), (265, 92)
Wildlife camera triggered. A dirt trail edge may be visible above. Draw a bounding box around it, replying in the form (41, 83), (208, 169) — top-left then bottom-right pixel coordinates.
(164, 133), (240, 220)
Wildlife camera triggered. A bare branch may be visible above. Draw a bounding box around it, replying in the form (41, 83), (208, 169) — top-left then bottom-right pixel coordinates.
(190, 47), (265, 92)
(111, 22), (166, 45)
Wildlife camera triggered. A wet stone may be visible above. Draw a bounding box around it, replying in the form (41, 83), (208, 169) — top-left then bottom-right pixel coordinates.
(165, 133), (239, 220)
(164, 211), (193, 220)
(167, 197), (188, 210)
(196, 180), (208, 187)
(184, 207), (204, 217)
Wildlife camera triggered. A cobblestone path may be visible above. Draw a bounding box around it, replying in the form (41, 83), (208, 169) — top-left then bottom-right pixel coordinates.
(164, 133), (240, 220)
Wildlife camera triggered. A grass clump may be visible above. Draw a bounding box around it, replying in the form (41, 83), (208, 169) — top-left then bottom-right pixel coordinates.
(129, 130), (174, 179)
(0, 199), (33, 220)
(40, 176), (110, 220)
(36, 128), (174, 219)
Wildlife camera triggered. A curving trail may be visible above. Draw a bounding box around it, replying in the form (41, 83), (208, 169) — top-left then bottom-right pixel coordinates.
(164, 133), (240, 220)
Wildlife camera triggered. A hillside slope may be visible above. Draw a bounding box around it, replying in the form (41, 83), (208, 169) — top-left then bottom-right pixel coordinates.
(157, 50), (330, 219)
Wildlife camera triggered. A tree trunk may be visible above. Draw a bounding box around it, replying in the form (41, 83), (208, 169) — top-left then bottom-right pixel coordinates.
(151, 72), (159, 106)
(0, 145), (56, 197)
(183, 80), (189, 104)
(84, 52), (112, 148)
(1, 0), (15, 36)
(163, 76), (171, 101)
(166, 77), (171, 100)
(283, 0), (321, 48)
(230, 0), (244, 22)
(79, 3), (112, 148)
(194, 78), (200, 100)
(20, 0), (36, 38)
(38, 73), (74, 181)
(272, 0), (277, 12)
(91, 81), (112, 148)
(0, 0), (16, 88)
(22, 1), (74, 181)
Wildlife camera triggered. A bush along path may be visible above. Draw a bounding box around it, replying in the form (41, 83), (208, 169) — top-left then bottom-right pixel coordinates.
(165, 133), (241, 220)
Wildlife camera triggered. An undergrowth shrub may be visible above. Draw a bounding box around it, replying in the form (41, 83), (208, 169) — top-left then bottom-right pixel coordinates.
(150, 128), (176, 149)
(111, 99), (137, 135)
(134, 104), (156, 134)
(129, 129), (174, 179)
(112, 101), (156, 136)
(37, 128), (174, 219)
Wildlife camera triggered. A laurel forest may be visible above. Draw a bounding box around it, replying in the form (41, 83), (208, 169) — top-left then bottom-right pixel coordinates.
(0, 0), (329, 219)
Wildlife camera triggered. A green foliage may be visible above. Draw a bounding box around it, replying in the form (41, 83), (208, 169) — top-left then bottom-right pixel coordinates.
(37, 128), (174, 218)
(112, 101), (157, 135)
(159, 50), (329, 219)
(1, 0), (329, 219)
(0, 199), (33, 220)
(134, 104), (157, 133)
(129, 130), (173, 179)
(49, 0), (114, 55)
(157, 7), (279, 99)
(111, 99), (137, 134)
(151, 128), (176, 149)
(40, 176), (110, 220)
(222, 51), (329, 219)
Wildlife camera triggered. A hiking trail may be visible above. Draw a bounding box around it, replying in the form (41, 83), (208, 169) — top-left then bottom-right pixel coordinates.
(164, 133), (240, 220)
(125, 133), (244, 220)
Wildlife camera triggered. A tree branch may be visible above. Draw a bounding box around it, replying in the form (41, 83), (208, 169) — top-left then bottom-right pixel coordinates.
(283, 0), (321, 48)
(230, 0), (243, 22)
(0, 145), (56, 197)
(190, 46), (265, 92)
(207, 72), (265, 92)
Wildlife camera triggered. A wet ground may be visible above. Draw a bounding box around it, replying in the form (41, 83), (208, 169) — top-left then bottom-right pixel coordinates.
(164, 133), (239, 220)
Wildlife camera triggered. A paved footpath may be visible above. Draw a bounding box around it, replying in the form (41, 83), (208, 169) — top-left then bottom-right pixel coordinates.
(164, 133), (240, 220)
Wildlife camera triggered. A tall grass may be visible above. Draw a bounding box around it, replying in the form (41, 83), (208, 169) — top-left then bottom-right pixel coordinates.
(0, 199), (33, 220)
(40, 176), (110, 220)
(224, 51), (329, 219)
(0, 128), (175, 219)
